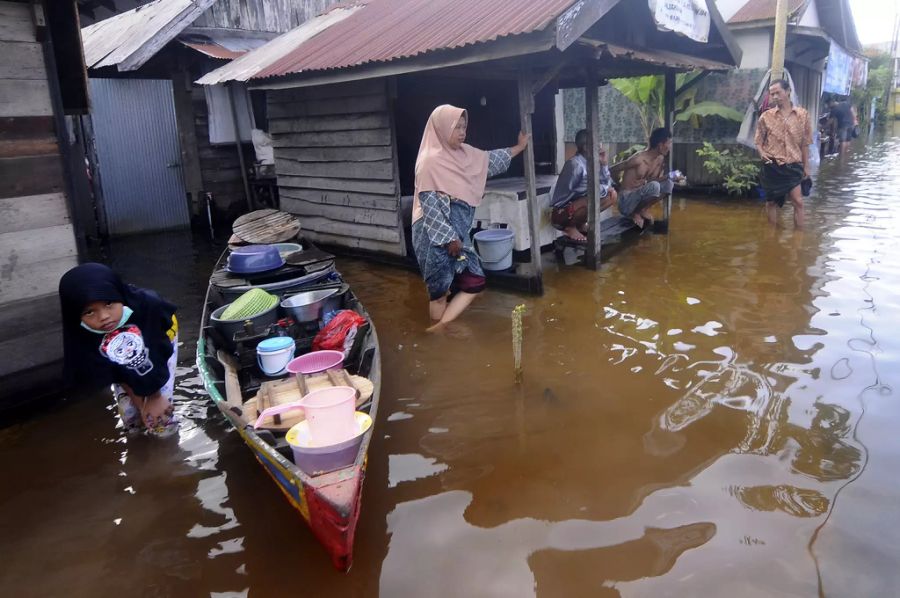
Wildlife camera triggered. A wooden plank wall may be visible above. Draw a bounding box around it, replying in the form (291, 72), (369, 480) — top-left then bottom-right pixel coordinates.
(268, 79), (403, 255)
(0, 1), (78, 307)
(193, 0), (341, 33)
(191, 84), (254, 213)
(0, 0), (78, 396)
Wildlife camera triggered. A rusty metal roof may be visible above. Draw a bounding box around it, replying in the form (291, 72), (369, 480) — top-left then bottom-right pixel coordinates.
(728, 0), (807, 24)
(196, 5), (363, 85)
(200, 0), (742, 86)
(180, 33), (271, 60)
(182, 41), (243, 60)
(251, 0), (578, 79)
(600, 43), (734, 71)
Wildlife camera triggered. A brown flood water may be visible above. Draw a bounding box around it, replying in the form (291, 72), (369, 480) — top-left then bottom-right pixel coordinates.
(3, 134), (900, 597)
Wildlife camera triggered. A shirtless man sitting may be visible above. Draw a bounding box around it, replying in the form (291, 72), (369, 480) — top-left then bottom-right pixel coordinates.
(609, 128), (674, 228)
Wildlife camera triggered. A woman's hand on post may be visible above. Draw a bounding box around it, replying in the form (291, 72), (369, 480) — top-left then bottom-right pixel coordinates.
(510, 132), (531, 158)
(517, 131), (530, 151)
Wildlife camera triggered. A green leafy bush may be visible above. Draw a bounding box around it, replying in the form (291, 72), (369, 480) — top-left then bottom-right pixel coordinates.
(695, 142), (761, 196)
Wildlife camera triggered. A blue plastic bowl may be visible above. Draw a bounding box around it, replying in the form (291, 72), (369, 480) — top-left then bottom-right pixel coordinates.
(227, 245), (285, 274)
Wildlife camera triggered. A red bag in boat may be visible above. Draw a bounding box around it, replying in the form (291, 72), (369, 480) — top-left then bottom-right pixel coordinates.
(312, 310), (366, 355)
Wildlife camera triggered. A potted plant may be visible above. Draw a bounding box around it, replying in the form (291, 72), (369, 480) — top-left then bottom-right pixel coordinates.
(695, 142), (762, 196)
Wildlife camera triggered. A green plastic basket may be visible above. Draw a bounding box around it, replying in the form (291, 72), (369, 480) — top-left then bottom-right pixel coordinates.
(221, 288), (278, 320)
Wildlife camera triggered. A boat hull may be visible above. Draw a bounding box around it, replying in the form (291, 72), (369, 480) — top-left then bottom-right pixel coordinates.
(239, 415), (365, 570)
(197, 325), (377, 571)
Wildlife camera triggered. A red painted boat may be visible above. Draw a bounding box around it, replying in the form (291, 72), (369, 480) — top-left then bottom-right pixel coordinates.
(196, 244), (379, 571)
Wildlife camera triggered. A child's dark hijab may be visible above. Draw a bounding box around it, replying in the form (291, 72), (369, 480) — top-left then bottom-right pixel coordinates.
(58, 263), (176, 390)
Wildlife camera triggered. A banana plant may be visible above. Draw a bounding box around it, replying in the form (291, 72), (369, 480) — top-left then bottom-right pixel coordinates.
(609, 72), (742, 140)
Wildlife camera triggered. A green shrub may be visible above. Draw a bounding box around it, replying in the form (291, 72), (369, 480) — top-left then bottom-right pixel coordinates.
(695, 142), (761, 196)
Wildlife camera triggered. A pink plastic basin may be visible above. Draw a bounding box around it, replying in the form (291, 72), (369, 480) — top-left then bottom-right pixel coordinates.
(285, 350), (344, 375)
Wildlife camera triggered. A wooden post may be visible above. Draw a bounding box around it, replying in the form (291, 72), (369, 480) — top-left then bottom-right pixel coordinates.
(517, 71), (543, 294)
(663, 70), (676, 226)
(771, 0), (790, 80)
(228, 82), (254, 213)
(584, 68), (602, 270)
(171, 67), (203, 216)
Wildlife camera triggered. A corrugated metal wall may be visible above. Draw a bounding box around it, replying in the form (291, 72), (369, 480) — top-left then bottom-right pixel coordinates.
(90, 78), (190, 235)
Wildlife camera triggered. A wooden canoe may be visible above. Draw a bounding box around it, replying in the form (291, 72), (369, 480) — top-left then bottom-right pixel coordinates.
(195, 243), (380, 571)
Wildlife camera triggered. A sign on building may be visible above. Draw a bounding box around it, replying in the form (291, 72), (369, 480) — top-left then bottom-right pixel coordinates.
(649, 0), (711, 43)
(824, 43), (853, 95)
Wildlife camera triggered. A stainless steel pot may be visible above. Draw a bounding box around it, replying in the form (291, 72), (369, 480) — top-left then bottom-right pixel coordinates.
(210, 302), (280, 340)
(281, 288), (339, 323)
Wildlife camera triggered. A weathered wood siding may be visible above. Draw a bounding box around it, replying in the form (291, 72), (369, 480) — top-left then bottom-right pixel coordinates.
(0, 1), (77, 306)
(269, 79), (403, 255)
(0, 1), (78, 398)
(192, 0), (342, 34)
(191, 84), (253, 213)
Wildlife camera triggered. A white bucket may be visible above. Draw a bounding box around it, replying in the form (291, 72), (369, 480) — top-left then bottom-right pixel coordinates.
(474, 228), (515, 271)
(256, 337), (296, 376)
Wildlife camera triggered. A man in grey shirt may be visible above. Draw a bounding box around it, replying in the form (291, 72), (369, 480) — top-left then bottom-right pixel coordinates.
(550, 129), (617, 242)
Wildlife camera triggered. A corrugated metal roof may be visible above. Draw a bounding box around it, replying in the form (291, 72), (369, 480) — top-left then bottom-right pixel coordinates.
(257, 0), (577, 78)
(180, 33), (271, 60)
(728, 0), (806, 24)
(601, 43), (733, 71)
(196, 5), (363, 84)
(82, 0), (216, 71)
(182, 42), (244, 60)
(200, 0), (578, 83)
(257, 0), (574, 77)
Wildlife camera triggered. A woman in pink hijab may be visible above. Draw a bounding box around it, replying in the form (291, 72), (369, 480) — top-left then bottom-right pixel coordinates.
(412, 104), (529, 331)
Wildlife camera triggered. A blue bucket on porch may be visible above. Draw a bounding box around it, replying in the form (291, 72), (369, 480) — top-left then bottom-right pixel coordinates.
(474, 228), (515, 271)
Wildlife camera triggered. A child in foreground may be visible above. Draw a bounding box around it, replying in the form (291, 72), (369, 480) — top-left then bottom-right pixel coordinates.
(59, 263), (179, 437)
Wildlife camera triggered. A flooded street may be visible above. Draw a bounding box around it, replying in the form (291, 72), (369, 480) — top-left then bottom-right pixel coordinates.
(3, 133), (900, 596)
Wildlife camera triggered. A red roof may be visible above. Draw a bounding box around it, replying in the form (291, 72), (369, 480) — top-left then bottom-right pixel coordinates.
(255, 0), (577, 78)
(181, 41), (245, 60)
(728, 0), (806, 24)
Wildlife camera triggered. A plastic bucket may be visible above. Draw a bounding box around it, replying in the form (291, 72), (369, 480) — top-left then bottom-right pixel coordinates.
(256, 336), (295, 376)
(298, 386), (357, 446)
(474, 228), (514, 271)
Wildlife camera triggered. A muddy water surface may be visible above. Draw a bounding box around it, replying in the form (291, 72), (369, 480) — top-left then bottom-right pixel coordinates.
(2, 136), (900, 597)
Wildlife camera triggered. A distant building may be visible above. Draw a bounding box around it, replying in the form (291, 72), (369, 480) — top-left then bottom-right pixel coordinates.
(563, 0), (867, 187)
(77, 0), (342, 237)
(721, 0), (866, 114)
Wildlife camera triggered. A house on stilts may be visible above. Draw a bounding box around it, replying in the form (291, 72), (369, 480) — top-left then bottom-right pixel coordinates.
(197, 0), (743, 294)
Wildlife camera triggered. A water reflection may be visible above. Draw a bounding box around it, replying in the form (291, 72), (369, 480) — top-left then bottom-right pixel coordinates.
(380, 490), (715, 597)
(5, 136), (900, 595)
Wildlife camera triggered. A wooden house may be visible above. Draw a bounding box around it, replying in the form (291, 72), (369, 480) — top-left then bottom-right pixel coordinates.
(77, 0), (342, 236)
(200, 0), (742, 293)
(0, 0), (89, 409)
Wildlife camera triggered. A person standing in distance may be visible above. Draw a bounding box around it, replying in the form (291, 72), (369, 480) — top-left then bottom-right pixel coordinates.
(755, 79), (812, 228)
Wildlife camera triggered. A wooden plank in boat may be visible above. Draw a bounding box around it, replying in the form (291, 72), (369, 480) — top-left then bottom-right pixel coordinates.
(247, 370), (374, 431)
(209, 258), (332, 289)
(232, 209), (301, 244)
(216, 350), (244, 408)
(284, 247), (335, 267)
